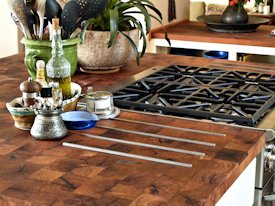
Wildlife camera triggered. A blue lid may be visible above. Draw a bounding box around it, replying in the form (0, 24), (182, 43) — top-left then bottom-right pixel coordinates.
(61, 111), (99, 130)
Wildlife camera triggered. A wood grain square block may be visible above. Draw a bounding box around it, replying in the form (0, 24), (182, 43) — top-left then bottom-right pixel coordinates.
(26, 155), (59, 165)
(74, 176), (118, 198)
(107, 183), (143, 199)
(71, 165), (105, 177)
(0, 144), (19, 155)
(30, 168), (65, 182)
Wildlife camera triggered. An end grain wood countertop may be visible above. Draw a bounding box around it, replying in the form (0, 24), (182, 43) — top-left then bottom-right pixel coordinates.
(0, 53), (267, 205)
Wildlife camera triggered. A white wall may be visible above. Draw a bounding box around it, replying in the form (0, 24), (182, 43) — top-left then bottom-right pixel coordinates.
(145, 0), (189, 52)
(0, 1), (18, 58)
(151, 0), (189, 27)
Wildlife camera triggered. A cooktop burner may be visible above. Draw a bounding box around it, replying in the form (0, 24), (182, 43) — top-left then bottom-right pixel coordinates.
(111, 65), (275, 126)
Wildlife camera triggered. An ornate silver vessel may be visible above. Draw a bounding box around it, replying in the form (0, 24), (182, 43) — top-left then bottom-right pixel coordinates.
(30, 109), (67, 140)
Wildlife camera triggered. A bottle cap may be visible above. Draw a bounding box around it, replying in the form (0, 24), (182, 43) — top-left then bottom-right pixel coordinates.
(36, 60), (45, 69)
(40, 87), (52, 98)
(52, 18), (60, 30)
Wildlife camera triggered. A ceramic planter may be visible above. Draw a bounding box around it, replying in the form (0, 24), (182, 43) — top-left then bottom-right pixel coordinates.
(21, 37), (80, 80)
(78, 29), (139, 73)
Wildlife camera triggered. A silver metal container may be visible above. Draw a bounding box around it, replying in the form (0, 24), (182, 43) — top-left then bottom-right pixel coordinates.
(30, 109), (68, 140)
(86, 91), (114, 115)
(85, 91), (120, 119)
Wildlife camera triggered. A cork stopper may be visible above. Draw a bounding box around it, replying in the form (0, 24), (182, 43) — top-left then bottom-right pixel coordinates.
(36, 60), (45, 70)
(52, 18), (60, 30)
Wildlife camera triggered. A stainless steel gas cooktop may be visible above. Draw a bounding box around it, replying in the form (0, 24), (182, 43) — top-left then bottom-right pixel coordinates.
(111, 65), (275, 126)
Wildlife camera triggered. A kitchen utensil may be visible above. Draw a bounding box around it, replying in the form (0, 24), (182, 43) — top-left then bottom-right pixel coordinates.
(61, 0), (108, 38)
(74, 0), (108, 21)
(6, 0), (33, 39)
(96, 125), (216, 147)
(45, 0), (62, 22)
(80, 133), (205, 156)
(63, 142), (192, 168)
(19, 77), (41, 107)
(112, 117), (225, 136)
(61, 111), (98, 130)
(60, 0), (81, 38)
(31, 109), (67, 140)
(10, 13), (23, 33)
(25, 0), (46, 40)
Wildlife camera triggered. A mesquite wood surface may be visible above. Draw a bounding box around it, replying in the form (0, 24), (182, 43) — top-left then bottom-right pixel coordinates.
(0, 54), (266, 205)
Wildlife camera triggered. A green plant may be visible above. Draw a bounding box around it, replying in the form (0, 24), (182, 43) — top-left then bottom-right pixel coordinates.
(80, 0), (170, 65)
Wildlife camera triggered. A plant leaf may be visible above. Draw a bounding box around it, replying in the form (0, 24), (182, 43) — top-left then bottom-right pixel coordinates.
(119, 31), (140, 65)
(143, 4), (162, 20)
(108, 7), (119, 47)
(121, 15), (147, 57)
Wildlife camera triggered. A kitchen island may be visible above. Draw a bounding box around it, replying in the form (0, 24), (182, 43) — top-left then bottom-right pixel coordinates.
(149, 21), (275, 61)
(0, 54), (267, 205)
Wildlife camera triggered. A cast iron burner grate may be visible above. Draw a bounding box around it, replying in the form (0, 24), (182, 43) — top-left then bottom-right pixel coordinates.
(111, 65), (275, 126)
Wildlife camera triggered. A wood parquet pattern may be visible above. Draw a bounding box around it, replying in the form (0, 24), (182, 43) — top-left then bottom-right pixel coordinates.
(0, 54), (266, 205)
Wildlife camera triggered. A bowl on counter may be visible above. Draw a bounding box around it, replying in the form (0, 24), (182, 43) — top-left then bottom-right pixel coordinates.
(62, 82), (82, 112)
(6, 82), (82, 130)
(61, 111), (98, 130)
(6, 97), (35, 130)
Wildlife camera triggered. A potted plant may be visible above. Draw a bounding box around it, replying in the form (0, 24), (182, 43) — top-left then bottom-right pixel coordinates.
(78, 0), (170, 73)
(7, 0), (107, 79)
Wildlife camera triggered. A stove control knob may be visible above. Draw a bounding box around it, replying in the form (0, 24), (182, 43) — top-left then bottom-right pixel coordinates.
(264, 194), (275, 202)
(264, 150), (275, 172)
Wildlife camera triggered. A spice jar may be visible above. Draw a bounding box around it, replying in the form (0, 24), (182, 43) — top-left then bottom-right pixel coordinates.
(20, 77), (42, 107)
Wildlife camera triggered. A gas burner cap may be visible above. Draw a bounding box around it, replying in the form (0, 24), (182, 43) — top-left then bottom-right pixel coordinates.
(98, 107), (120, 119)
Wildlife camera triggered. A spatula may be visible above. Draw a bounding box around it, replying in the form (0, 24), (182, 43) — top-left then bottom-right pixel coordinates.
(60, 0), (81, 38)
(61, 0), (108, 38)
(45, 0), (62, 22)
(77, 0), (108, 21)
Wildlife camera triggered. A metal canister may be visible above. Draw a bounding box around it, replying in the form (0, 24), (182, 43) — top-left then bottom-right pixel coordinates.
(85, 91), (114, 115)
(30, 109), (67, 140)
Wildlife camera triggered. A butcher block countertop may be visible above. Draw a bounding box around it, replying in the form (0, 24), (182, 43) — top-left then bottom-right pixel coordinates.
(0, 54), (268, 205)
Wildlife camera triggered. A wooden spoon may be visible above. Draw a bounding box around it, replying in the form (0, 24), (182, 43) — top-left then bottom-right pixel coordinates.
(6, 0), (33, 39)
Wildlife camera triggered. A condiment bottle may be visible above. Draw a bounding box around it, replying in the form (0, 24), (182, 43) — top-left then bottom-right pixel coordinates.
(49, 81), (63, 107)
(35, 60), (48, 87)
(46, 18), (72, 100)
(20, 77), (42, 107)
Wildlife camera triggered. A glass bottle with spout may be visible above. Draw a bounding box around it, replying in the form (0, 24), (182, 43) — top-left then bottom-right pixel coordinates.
(46, 18), (72, 100)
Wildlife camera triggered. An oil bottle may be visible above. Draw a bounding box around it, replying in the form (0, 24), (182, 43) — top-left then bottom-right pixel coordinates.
(46, 18), (72, 100)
